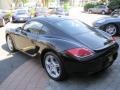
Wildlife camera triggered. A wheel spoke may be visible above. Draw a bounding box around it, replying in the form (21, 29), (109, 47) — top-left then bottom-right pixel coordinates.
(53, 67), (59, 76)
(106, 25), (117, 35)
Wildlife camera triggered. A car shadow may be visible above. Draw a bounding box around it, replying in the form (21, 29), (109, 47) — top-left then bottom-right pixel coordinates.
(0, 44), (32, 84)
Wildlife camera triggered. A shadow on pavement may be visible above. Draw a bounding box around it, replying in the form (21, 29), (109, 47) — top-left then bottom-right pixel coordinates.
(0, 44), (31, 84)
(1, 42), (120, 90)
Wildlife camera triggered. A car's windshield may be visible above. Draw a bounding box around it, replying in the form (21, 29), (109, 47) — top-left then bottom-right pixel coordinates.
(54, 20), (94, 35)
(16, 10), (28, 15)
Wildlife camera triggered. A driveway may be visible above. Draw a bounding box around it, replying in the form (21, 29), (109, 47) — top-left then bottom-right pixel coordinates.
(0, 13), (120, 90)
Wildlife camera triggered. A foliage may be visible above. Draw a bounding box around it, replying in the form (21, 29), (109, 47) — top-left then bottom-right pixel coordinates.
(21, 0), (28, 3)
(84, 2), (104, 11)
(99, 0), (107, 3)
(108, 0), (120, 10)
(64, 3), (70, 11)
(84, 3), (95, 11)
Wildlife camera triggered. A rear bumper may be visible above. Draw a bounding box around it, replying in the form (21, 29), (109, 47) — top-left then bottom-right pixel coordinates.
(12, 17), (30, 22)
(61, 43), (119, 74)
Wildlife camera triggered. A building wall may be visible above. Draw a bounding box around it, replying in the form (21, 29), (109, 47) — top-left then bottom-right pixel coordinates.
(0, 0), (12, 9)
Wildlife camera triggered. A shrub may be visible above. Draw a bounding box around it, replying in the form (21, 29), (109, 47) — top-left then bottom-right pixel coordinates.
(84, 3), (95, 11)
(108, 0), (120, 10)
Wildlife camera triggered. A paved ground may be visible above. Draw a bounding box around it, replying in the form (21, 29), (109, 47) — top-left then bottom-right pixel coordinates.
(0, 13), (120, 90)
(0, 24), (30, 84)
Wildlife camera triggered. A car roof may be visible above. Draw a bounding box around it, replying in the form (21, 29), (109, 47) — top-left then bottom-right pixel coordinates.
(31, 15), (71, 23)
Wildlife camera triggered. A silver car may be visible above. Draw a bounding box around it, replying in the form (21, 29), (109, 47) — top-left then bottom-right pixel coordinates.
(88, 5), (110, 15)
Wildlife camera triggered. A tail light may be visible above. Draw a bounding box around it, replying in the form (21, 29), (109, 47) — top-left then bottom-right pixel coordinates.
(112, 37), (116, 41)
(65, 48), (94, 58)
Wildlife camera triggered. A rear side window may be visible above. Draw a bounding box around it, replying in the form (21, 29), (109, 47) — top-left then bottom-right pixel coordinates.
(54, 20), (94, 35)
(99, 5), (106, 8)
(23, 21), (43, 35)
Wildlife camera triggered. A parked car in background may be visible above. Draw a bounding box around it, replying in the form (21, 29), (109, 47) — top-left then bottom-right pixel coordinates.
(48, 7), (68, 16)
(34, 7), (48, 17)
(88, 5), (111, 15)
(12, 9), (31, 23)
(93, 16), (120, 36)
(111, 9), (120, 16)
(0, 10), (10, 27)
(6, 16), (119, 81)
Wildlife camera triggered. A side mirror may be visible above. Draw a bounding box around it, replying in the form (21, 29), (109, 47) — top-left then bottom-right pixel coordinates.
(16, 27), (23, 32)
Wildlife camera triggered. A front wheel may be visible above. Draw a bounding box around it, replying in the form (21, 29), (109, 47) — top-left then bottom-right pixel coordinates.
(43, 52), (66, 81)
(89, 10), (92, 14)
(101, 11), (105, 15)
(105, 24), (118, 36)
(6, 35), (16, 52)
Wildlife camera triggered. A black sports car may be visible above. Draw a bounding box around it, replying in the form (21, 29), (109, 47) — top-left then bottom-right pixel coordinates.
(6, 16), (119, 81)
(93, 16), (120, 36)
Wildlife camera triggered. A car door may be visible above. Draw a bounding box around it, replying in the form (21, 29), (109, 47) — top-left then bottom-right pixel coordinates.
(94, 6), (100, 13)
(14, 21), (43, 53)
(98, 5), (104, 13)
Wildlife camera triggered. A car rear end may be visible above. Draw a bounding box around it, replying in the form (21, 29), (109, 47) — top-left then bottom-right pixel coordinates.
(12, 9), (31, 22)
(35, 8), (48, 17)
(61, 42), (118, 74)
(52, 19), (119, 75)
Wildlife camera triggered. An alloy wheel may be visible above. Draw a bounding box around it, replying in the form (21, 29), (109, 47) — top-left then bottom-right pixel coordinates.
(105, 24), (117, 36)
(45, 55), (61, 78)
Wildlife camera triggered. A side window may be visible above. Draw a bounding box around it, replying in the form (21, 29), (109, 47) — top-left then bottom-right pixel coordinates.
(40, 26), (49, 34)
(99, 5), (106, 8)
(23, 21), (43, 34)
(95, 6), (99, 8)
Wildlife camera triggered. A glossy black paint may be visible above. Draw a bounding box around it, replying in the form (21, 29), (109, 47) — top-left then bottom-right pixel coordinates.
(6, 16), (119, 73)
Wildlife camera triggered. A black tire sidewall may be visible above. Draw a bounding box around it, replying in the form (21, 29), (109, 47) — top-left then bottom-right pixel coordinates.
(89, 10), (92, 14)
(6, 35), (16, 52)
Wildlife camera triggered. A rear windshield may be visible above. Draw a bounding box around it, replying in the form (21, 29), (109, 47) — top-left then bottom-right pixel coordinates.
(16, 10), (28, 15)
(54, 20), (94, 35)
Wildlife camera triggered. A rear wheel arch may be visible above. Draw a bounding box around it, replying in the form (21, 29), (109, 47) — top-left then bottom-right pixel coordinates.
(41, 49), (57, 67)
(40, 48), (62, 68)
(6, 34), (16, 52)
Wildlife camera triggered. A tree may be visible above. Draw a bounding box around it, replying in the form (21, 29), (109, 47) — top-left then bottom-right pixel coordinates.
(21, 0), (28, 3)
(108, 0), (120, 10)
(100, 0), (107, 3)
(14, 0), (28, 6)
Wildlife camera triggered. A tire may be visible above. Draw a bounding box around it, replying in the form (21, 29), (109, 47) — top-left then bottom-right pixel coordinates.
(6, 35), (16, 52)
(43, 52), (67, 81)
(101, 11), (105, 15)
(2, 19), (5, 27)
(104, 24), (118, 36)
(89, 10), (92, 14)
(12, 20), (16, 23)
